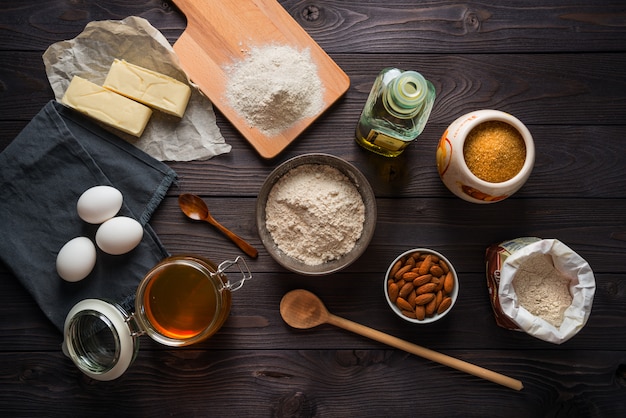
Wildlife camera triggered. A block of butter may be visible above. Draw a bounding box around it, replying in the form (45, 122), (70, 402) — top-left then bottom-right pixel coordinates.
(62, 76), (152, 137)
(103, 59), (191, 118)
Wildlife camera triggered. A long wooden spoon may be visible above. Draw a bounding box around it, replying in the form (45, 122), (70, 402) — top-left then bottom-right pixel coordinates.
(178, 193), (258, 258)
(279, 289), (523, 391)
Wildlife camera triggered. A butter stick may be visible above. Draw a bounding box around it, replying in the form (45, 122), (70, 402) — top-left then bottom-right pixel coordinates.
(62, 76), (152, 137)
(103, 59), (191, 118)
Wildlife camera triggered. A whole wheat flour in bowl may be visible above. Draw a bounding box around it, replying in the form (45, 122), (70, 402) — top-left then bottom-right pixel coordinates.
(256, 154), (377, 276)
(265, 163), (364, 265)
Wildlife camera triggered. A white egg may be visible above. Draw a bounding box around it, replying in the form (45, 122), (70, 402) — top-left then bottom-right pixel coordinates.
(77, 185), (123, 224)
(56, 237), (97, 282)
(95, 216), (144, 255)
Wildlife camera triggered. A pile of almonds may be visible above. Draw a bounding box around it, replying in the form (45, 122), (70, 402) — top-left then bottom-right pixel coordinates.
(387, 251), (455, 320)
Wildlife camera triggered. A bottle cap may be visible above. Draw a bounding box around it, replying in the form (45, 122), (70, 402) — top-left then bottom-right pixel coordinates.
(386, 71), (428, 115)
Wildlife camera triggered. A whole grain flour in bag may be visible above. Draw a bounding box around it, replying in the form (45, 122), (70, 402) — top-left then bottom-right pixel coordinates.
(486, 237), (596, 344)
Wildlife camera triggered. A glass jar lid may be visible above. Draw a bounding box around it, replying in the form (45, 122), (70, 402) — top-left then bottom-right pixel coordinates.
(62, 299), (140, 381)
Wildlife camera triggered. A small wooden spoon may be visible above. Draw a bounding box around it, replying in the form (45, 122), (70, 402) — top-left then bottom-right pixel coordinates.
(178, 193), (258, 258)
(280, 289), (523, 391)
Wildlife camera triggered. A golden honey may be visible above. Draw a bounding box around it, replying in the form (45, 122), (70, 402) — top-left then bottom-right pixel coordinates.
(137, 256), (232, 346)
(143, 262), (218, 339)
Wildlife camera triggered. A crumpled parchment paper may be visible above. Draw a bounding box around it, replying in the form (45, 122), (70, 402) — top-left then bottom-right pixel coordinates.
(43, 16), (231, 161)
(497, 238), (596, 344)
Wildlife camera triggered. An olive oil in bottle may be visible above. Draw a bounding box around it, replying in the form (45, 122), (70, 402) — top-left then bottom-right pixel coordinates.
(355, 68), (436, 157)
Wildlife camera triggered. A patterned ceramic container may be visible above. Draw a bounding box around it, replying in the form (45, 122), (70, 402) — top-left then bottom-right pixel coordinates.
(436, 109), (535, 204)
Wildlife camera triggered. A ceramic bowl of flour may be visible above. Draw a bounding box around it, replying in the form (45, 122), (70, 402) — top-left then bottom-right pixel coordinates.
(256, 153), (377, 276)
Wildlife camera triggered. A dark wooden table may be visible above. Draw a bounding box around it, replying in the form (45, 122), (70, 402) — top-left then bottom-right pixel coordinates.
(2, 1), (625, 417)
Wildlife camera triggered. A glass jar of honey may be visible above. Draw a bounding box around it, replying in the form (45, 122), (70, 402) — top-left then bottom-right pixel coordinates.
(62, 255), (251, 381)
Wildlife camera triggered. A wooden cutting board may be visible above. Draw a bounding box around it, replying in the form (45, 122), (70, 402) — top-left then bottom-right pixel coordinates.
(172, 0), (350, 159)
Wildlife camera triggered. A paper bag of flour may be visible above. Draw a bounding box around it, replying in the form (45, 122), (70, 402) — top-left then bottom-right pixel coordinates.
(486, 237), (595, 344)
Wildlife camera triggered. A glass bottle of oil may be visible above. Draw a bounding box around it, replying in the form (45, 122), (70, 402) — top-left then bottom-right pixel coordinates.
(355, 68), (436, 157)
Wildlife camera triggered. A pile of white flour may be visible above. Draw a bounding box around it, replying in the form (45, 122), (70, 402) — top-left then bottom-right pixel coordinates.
(512, 253), (573, 327)
(225, 45), (325, 136)
(265, 164), (365, 265)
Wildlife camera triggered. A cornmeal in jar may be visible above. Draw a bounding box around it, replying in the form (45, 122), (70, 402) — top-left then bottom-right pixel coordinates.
(463, 121), (526, 183)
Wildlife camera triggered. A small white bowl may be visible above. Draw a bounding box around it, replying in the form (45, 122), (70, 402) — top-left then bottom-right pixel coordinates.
(436, 109), (535, 203)
(384, 248), (459, 324)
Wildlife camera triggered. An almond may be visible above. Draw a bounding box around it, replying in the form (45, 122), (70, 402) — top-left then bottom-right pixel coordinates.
(401, 309), (417, 319)
(414, 293), (435, 305)
(416, 282), (438, 295)
(399, 282), (414, 299)
(389, 259), (402, 279)
(425, 296), (438, 316)
(402, 271), (419, 281)
(444, 271), (455, 294)
(414, 305), (426, 320)
(396, 297), (413, 312)
(405, 256), (416, 268)
(435, 290), (443, 307)
(439, 260), (449, 274)
(437, 297), (452, 314)
(388, 282), (399, 303)
(418, 255), (432, 276)
(429, 265), (444, 278)
(412, 274), (432, 287)
(407, 289), (416, 308)
(409, 251), (421, 261)
(394, 264), (412, 280)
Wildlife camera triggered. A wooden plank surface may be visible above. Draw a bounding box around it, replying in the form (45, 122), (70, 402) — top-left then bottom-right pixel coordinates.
(172, 0), (350, 158)
(1, 0), (626, 417)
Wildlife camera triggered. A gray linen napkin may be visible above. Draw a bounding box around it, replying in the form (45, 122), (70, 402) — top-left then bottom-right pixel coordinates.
(0, 100), (177, 332)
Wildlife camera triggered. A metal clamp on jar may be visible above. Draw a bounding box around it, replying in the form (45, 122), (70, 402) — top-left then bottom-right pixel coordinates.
(62, 255), (252, 381)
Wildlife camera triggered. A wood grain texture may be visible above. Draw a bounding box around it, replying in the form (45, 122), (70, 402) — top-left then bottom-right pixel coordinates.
(2, 349), (624, 417)
(2, 1), (626, 53)
(5, 52), (626, 125)
(1, 267), (624, 351)
(290, 1), (626, 53)
(172, 0), (349, 158)
(1, 0), (626, 417)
